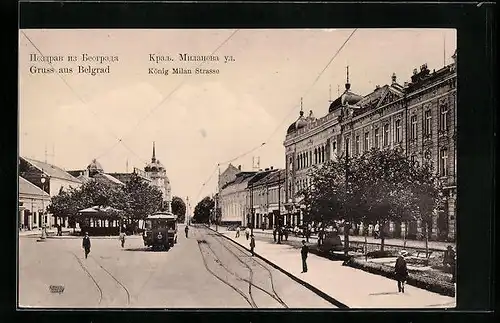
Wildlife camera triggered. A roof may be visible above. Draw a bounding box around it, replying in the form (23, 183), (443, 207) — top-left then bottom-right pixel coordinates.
(19, 176), (50, 198)
(22, 157), (82, 183)
(147, 212), (177, 220)
(251, 169), (282, 186)
(94, 173), (125, 186)
(221, 171), (257, 189)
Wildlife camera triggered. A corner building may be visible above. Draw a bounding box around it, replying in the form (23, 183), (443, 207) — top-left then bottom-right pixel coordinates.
(284, 51), (457, 242)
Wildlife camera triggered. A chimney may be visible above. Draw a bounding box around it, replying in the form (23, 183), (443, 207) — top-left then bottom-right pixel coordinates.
(238, 165), (241, 171)
(270, 166), (274, 170)
(265, 168), (269, 171)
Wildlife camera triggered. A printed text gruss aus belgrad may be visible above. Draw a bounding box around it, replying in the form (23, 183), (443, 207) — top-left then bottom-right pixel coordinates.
(28, 53), (118, 76)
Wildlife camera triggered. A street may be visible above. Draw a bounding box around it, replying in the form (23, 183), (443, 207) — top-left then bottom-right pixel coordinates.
(18, 225), (334, 308)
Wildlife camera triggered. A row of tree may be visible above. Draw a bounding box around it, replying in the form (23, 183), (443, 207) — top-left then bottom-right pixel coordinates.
(48, 173), (187, 229)
(298, 148), (445, 252)
(192, 196), (215, 224)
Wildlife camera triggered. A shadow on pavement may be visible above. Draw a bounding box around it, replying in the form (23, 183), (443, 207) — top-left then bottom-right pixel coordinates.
(124, 247), (168, 252)
(368, 291), (401, 296)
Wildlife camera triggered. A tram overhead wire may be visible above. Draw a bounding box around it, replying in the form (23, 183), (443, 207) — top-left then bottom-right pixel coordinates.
(193, 29), (358, 205)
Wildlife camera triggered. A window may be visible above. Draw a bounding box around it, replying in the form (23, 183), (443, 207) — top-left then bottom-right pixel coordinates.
(364, 132), (369, 151)
(314, 148), (318, 164)
(395, 119), (402, 143)
(440, 148), (449, 176)
(321, 146), (325, 162)
(345, 138), (350, 157)
(410, 155), (415, 164)
(355, 135), (360, 155)
(297, 155), (300, 170)
(383, 124), (390, 146)
(411, 115), (417, 140)
(374, 128), (380, 149)
(440, 104), (449, 131)
(425, 110), (432, 136)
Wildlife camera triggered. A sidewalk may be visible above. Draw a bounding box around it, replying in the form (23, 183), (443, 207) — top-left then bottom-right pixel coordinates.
(216, 228), (456, 308)
(244, 228), (455, 251)
(18, 229), (142, 240)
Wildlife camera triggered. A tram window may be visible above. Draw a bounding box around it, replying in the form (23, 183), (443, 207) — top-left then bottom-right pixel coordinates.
(167, 222), (175, 229)
(145, 220), (152, 230)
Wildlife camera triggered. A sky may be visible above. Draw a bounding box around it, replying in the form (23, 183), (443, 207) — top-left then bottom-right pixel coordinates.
(18, 28), (457, 207)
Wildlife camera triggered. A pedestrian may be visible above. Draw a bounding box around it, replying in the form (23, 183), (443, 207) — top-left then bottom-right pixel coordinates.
(245, 227), (250, 240)
(284, 228), (289, 241)
(119, 231), (126, 248)
(250, 235), (255, 256)
(444, 245), (456, 284)
(394, 250), (409, 293)
(82, 232), (91, 259)
(272, 227), (277, 242)
(374, 223), (380, 239)
(301, 240), (309, 273)
(235, 226), (240, 238)
(185, 225), (189, 238)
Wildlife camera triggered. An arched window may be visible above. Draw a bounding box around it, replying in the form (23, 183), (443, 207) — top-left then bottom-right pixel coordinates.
(314, 148), (318, 164)
(321, 146), (325, 162)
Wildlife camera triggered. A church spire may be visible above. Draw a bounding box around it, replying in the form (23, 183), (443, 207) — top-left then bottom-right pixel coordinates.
(152, 141), (156, 162)
(345, 65), (351, 91)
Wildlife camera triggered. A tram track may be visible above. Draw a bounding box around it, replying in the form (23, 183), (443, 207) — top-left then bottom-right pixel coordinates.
(70, 251), (103, 306)
(69, 251), (131, 307)
(193, 226), (288, 308)
(90, 255), (131, 306)
(194, 229), (255, 308)
(211, 234), (288, 308)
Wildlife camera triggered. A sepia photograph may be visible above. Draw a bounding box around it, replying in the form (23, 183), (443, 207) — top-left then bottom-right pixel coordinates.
(18, 28), (458, 309)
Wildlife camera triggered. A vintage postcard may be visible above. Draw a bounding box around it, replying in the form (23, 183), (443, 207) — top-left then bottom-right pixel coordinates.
(18, 28), (457, 309)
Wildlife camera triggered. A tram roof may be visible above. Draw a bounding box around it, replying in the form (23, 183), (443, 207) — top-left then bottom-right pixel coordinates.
(146, 212), (178, 220)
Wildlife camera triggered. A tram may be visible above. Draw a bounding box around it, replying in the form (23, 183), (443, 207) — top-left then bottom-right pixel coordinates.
(142, 212), (178, 250)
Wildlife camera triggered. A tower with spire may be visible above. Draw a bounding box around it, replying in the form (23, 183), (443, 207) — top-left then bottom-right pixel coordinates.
(144, 142), (172, 213)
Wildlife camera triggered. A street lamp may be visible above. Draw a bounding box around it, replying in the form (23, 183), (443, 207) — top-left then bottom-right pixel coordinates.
(40, 175), (47, 240)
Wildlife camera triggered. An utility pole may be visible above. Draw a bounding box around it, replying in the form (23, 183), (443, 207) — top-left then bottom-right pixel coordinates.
(277, 171), (282, 244)
(215, 164), (220, 232)
(250, 180), (254, 236)
(344, 139), (350, 256)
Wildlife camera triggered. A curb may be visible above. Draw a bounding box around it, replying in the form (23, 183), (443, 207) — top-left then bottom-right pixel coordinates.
(204, 225), (349, 309)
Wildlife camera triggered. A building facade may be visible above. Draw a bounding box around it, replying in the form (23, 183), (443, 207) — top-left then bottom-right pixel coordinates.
(144, 142), (172, 213)
(19, 176), (51, 230)
(19, 157), (83, 229)
(248, 169), (287, 229)
(219, 171), (257, 225)
(284, 52), (457, 241)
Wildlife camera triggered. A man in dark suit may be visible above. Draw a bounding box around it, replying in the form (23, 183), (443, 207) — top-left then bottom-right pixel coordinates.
(301, 240), (309, 273)
(82, 232), (91, 259)
(395, 250), (409, 293)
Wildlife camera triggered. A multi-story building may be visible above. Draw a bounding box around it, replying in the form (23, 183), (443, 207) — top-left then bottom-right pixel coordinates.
(219, 170), (257, 225)
(144, 142), (172, 212)
(284, 51), (457, 241)
(248, 168), (287, 229)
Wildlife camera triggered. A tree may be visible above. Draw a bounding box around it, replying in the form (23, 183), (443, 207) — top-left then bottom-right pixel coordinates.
(124, 173), (163, 226)
(171, 196), (187, 223)
(193, 196), (214, 224)
(357, 148), (445, 251)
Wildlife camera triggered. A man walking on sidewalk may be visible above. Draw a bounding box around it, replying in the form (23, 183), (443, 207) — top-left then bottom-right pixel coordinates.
(301, 240), (309, 273)
(245, 227), (251, 240)
(250, 235), (255, 256)
(395, 250), (409, 293)
(119, 231), (126, 248)
(185, 225), (189, 238)
(82, 232), (91, 259)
